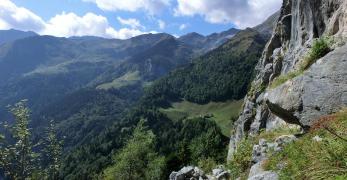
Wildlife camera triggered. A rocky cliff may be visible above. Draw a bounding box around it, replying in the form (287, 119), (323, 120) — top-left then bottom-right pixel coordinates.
(228, 0), (347, 167)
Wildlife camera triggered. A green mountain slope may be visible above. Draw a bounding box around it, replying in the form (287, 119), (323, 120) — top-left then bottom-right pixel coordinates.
(144, 28), (268, 105)
(0, 32), (195, 150)
(60, 27), (271, 179)
(0, 29), (37, 45)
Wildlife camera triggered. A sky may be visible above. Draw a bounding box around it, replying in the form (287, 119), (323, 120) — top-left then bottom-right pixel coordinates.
(0, 0), (282, 39)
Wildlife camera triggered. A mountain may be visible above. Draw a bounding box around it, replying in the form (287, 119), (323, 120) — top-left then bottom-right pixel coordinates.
(146, 28), (267, 105)
(59, 14), (277, 178)
(253, 11), (280, 39)
(0, 9), (281, 179)
(0, 32), (196, 149)
(178, 28), (240, 55)
(226, 0), (347, 179)
(0, 29), (37, 45)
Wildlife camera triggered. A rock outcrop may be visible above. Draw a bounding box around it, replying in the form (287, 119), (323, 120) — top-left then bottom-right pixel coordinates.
(169, 166), (231, 180)
(266, 44), (347, 126)
(247, 135), (297, 180)
(228, 0), (347, 161)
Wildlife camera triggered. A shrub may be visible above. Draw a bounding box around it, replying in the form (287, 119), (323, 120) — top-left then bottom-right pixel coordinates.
(227, 138), (254, 179)
(197, 158), (218, 173)
(300, 37), (332, 71)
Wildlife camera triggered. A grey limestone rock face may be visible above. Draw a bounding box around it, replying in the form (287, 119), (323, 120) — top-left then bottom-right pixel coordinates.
(266, 44), (347, 126)
(228, 0), (347, 162)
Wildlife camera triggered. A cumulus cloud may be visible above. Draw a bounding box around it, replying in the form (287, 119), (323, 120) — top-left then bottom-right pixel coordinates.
(0, 0), (153, 39)
(158, 20), (166, 30)
(106, 28), (151, 39)
(174, 0), (282, 28)
(43, 12), (148, 39)
(0, 0), (45, 31)
(117, 17), (144, 29)
(84, 0), (171, 15)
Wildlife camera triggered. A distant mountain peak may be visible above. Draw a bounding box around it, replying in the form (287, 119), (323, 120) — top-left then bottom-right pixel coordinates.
(0, 29), (38, 45)
(178, 28), (240, 55)
(180, 32), (205, 39)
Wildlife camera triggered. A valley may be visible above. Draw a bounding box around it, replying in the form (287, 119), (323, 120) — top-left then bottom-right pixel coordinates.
(0, 0), (346, 179)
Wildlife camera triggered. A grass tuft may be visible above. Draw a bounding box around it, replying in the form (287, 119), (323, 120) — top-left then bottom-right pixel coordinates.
(227, 138), (254, 180)
(256, 125), (301, 142)
(263, 108), (347, 179)
(269, 70), (303, 89)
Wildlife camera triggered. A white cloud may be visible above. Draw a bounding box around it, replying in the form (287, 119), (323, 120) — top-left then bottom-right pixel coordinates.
(174, 0), (282, 28)
(117, 16), (144, 29)
(43, 12), (148, 39)
(106, 28), (151, 39)
(158, 20), (166, 30)
(0, 0), (154, 39)
(179, 23), (188, 30)
(84, 0), (171, 15)
(0, 0), (45, 31)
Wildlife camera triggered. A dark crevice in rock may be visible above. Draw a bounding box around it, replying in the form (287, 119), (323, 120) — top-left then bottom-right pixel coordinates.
(266, 99), (302, 126)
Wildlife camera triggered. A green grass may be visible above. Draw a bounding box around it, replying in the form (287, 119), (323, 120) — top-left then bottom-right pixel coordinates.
(160, 100), (243, 136)
(269, 70), (303, 89)
(300, 37), (332, 70)
(227, 138), (254, 180)
(96, 71), (141, 90)
(264, 108), (347, 180)
(256, 124), (302, 142)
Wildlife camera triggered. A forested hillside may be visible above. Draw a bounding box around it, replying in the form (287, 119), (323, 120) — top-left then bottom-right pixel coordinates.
(1, 0), (346, 179)
(60, 26), (272, 178)
(0, 5), (282, 178)
(0, 26), (247, 179)
(144, 28), (267, 105)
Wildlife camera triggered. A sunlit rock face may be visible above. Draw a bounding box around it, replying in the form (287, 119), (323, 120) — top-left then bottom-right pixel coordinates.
(228, 0), (347, 161)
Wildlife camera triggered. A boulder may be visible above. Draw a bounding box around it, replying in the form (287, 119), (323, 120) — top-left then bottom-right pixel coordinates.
(169, 166), (207, 180)
(211, 166), (230, 180)
(248, 171), (279, 180)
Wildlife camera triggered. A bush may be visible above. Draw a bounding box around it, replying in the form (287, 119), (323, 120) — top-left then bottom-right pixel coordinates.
(264, 109), (347, 180)
(197, 158), (218, 173)
(102, 120), (166, 180)
(227, 138), (254, 179)
(300, 37), (332, 70)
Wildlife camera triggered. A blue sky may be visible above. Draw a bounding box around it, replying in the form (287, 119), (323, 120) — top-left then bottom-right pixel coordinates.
(1, 0), (282, 39)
